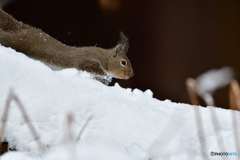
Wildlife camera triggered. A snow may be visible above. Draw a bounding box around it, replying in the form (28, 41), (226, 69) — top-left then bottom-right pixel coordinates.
(0, 44), (240, 160)
(196, 67), (234, 94)
(195, 67), (234, 105)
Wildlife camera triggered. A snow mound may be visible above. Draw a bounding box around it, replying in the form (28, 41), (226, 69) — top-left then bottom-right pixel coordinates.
(0, 45), (239, 160)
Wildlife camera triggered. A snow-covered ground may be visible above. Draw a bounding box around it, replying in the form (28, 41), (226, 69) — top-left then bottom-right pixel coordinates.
(0, 44), (239, 160)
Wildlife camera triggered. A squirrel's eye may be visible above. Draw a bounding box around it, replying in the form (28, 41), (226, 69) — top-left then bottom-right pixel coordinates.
(121, 60), (127, 66)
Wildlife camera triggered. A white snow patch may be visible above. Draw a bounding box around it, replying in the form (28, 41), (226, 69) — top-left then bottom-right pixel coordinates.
(0, 45), (240, 160)
(196, 66), (234, 94)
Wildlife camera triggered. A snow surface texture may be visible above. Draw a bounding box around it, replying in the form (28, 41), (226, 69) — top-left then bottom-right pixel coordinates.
(0, 44), (240, 160)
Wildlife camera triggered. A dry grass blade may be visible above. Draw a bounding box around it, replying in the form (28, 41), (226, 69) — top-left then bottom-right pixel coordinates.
(75, 114), (94, 143)
(0, 90), (45, 154)
(186, 78), (199, 106)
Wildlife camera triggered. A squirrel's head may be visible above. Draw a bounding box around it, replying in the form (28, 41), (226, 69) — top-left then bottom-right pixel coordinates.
(108, 32), (134, 80)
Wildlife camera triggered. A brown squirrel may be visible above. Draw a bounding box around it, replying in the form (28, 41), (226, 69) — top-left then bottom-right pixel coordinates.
(0, 8), (133, 83)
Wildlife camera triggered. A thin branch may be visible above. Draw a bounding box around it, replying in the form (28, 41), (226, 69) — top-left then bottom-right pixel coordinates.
(75, 114), (93, 143)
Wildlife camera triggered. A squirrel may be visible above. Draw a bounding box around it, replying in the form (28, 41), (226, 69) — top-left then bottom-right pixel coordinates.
(0, 8), (134, 84)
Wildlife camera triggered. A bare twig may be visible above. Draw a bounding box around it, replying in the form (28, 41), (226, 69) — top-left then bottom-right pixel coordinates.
(186, 78), (199, 106)
(231, 111), (240, 153)
(75, 114), (93, 143)
(61, 113), (74, 146)
(186, 78), (215, 107)
(229, 80), (240, 153)
(192, 106), (209, 160)
(229, 83), (236, 110)
(229, 80), (240, 110)
(186, 77), (214, 106)
(0, 90), (45, 153)
(66, 113), (74, 140)
(208, 107), (227, 160)
(148, 111), (186, 159)
(0, 90), (13, 144)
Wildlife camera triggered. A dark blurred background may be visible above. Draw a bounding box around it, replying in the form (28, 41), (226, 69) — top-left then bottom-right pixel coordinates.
(1, 0), (240, 108)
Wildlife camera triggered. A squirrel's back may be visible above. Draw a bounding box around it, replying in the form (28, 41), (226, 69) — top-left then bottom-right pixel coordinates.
(0, 8), (134, 82)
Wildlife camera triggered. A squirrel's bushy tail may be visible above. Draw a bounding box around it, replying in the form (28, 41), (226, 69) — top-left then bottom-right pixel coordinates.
(0, 8), (26, 32)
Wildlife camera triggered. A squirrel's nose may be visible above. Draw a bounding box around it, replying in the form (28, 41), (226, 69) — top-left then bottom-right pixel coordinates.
(125, 71), (134, 78)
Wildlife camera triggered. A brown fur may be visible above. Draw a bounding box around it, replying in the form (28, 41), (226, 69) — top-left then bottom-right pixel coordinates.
(0, 8), (133, 80)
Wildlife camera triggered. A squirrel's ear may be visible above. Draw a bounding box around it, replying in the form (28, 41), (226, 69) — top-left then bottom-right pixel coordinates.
(113, 32), (129, 57)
